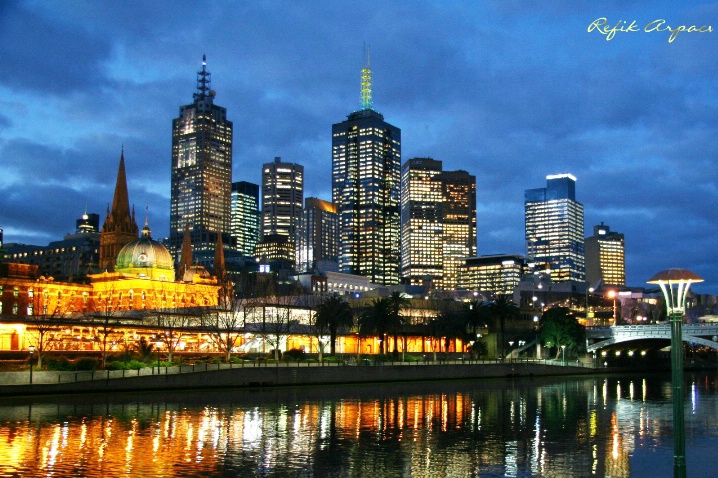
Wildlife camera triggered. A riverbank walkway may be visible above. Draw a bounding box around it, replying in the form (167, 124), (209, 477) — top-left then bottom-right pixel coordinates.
(0, 358), (596, 397)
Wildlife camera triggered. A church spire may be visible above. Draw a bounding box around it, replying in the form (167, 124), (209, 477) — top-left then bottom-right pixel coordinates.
(99, 149), (139, 271)
(361, 44), (372, 110)
(213, 231), (226, 281)
(178, 223), (193, 280)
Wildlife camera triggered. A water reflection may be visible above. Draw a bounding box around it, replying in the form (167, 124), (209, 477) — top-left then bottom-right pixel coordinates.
(1, 373), (718, 476)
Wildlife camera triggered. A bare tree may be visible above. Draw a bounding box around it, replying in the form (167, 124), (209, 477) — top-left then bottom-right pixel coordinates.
(86, 286), (132, 369)
(199, 278), (253, 362)
(155, 309), (197, 363)
(23, 285), (80, 368)
(257, 294), (300, 361)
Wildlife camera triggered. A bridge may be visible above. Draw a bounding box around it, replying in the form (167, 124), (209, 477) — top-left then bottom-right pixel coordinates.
(586, 324), (718, 353)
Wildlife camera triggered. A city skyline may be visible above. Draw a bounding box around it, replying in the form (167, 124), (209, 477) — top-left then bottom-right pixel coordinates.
(0, 1), (716, 294)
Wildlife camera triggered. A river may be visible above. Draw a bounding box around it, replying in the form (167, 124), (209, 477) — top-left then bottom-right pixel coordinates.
(1, 371), (717, 477)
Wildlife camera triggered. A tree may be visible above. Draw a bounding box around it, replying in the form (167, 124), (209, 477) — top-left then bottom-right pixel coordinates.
(199, 278), (250, 362)
(538, 307), (585, 359)
(386, 292), (408, 357)
(484, 294), (520, 359)
(358, 298), (391, 355)
(436, 307), (469, 354)
(155, 309), (195, 364)
(464, 299), (490, 342)
(258, 296), (297, 361)
(314, 295), (354, 356)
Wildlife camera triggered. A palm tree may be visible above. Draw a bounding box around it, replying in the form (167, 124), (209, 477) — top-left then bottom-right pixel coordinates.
(359, 298), (391, 355)
(315, 295), (354, 355)
(386, 292), (408, 357)
(484, 294), (520, 359)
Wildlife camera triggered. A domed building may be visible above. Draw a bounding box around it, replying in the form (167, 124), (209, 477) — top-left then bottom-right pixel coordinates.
(115, 222), (174, 281)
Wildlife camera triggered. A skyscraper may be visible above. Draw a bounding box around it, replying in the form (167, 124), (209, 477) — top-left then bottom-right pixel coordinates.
(296, 198), (339, 274)
(525, 174), (585, 283)
(399, 159), (477, 289)
(585, 222), (625, 286)
(400, 158), (444, 286)
(440, 169), (477, 290)
(332, 54), (401, 285)
(169, 56), (233, 263)
(261, 157), (303, 240)
(230, 181), (260, 257)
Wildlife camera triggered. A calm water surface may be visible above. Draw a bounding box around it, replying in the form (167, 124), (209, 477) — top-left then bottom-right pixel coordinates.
(1, 372), (718, 477)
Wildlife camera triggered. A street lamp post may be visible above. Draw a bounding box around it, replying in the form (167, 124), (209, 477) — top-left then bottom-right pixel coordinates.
(585, 286), (594, 325)
(648, 268), (704, 478)
(28, 345), (35, 384)
(560, 344), (566, 365)
(607, 290), (617, 325)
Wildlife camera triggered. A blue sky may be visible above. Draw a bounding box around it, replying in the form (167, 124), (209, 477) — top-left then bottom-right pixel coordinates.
(1, 1), (716, 294)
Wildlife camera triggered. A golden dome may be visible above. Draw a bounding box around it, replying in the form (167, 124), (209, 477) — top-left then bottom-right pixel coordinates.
(116, 222), (174, 278)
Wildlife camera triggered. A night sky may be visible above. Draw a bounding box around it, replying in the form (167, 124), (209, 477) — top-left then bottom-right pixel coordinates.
(1, 1), (716, 294)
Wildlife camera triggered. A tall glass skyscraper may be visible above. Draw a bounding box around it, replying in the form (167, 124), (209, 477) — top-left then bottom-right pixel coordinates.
(261, 157), (303, 240)
(440, 169), (477, 290)
(525, 174), (585, 283)
(296, 198), (338, 274)
(585, 222), (625, 286)
(400, 158), (444, 286)
(332, 58), (401, 285)
(400, 159), (477, 289)
(230, 181), (260, 258)
(169, 56), (233, 263)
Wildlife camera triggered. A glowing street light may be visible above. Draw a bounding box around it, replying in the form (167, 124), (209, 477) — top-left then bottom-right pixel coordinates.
(560, 344), (566, 365)
(28, 345), (35, 384)
(648, 268), (703, 478)
(607, 290), (617, 325)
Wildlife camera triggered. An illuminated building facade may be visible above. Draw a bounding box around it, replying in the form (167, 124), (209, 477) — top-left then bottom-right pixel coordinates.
(399, 160), (476, 289)
(296, 198), (338, 273)
(230, 181), (260, 257)
(262, 157), (303, 241)
(440, 170), (477, 290)
(255, 234), (295, 270)
(585, 222), (625, 286)
(401, 158), (444, 286)
(5, 211), (101, 281)
(332, 59), (401, 285)
(169, 56), (233, 263)
(525, 174), (585, 283)
(459, 254), (531, 296)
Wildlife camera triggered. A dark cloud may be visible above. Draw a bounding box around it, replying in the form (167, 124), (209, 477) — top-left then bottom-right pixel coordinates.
(0, 2), (113, 95)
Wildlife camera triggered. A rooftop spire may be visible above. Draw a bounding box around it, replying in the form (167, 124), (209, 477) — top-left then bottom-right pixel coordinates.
(361, 44), (372, 110)
(193, 54), (212, 102)
(111, 149), (132, 220)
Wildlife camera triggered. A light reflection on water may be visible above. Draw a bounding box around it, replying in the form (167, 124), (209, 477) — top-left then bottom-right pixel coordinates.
(1, 373), (718, 477)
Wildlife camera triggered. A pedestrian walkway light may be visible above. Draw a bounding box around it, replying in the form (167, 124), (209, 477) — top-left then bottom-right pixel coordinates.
(648, 268), (703, 478)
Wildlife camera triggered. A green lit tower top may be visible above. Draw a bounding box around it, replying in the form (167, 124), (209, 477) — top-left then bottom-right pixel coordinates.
(332, 48), (401, 285)
(170, 56), (233, 265)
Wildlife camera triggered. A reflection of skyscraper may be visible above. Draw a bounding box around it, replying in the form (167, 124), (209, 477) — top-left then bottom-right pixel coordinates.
(585, 222), (625, 286)
(525, 174), (585, 283)
(169, 56), (233, 263)
(230, 181), (260, 257)
(332, 54), (401, 285)
(296, 198), (338, 274)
